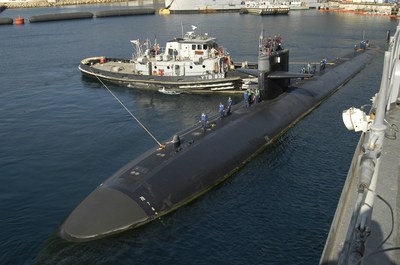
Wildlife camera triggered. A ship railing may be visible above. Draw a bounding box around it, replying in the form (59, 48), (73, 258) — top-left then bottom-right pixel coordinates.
(131, 39), (167, 60)
(338, 23), (400, 264)
(219, 47), (229, 56)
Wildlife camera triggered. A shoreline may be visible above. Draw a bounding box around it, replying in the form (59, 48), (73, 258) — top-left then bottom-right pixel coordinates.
(0, 0), (145, 9)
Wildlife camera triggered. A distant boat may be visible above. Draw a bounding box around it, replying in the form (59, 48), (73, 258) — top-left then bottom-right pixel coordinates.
(79, 28), (242, 92)
(242, 1), (290, 15)
(163, 0), (244, 13)
(162, 0), (315, 13)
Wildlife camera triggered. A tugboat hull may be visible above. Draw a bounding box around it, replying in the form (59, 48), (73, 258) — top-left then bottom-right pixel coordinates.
(79, 57), (243, 92)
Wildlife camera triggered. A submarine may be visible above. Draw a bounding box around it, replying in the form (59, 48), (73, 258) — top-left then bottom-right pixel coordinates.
(60, 36), (377, 242)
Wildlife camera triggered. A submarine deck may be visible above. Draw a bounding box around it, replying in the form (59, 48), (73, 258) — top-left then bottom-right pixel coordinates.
(111, 48), (373, 175)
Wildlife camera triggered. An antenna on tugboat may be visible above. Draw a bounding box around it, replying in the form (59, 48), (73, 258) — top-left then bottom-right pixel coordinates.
(259, 25), (264, 54)
(181, 21), (183, 38)
(90, 69), (166, 149)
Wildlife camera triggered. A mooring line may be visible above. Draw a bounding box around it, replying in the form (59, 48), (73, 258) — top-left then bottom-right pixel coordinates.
(90, 70), (165, 149)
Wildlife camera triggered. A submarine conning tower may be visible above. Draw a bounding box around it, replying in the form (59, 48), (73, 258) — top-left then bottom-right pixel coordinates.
(258, 49), (290, 100)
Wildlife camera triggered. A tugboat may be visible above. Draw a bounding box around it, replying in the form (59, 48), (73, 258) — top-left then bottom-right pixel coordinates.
(162, 0), (244, 13)
(79, 27), (242, 92)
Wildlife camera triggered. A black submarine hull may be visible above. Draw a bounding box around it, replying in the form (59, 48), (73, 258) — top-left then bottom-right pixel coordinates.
(60, 48), (377, 242)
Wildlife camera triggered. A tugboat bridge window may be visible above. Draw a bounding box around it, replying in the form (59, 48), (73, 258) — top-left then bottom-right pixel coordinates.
(191, 44), (208, 51)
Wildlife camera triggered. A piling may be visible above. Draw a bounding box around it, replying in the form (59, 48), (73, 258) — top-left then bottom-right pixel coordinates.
(0, 17), (13, 25)
(94, 8), (155, 18)
(29, 12), (93, 23)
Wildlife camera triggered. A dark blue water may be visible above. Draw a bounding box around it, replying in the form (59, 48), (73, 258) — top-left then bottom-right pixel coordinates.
(0, 5), (397, 264)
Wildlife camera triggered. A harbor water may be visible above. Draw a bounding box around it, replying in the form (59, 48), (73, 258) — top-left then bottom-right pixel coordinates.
(0, 5), (397, 264)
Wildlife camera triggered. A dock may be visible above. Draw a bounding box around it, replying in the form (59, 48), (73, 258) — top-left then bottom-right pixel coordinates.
(320, 23), (400, 265)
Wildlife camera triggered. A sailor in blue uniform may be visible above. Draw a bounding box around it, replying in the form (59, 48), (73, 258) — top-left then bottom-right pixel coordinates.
(226, 97), (232, 116)
(244, 90), (249, 108)
(218, 102), (225, 118)
(201, 112), (208, 131)
(320, 58), (327, 71)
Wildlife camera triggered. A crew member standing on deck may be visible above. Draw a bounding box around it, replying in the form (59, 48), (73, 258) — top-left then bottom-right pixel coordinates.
(211, 46), (217, 58)
(305, 62), (311, 74)
(248, 89), (254, 106)
(244, 90), (249, 108)
(226, 97), (233, 116)
(255, 88), (260, 104)
(201, 112), (208, 131)
(172, 134), (181, 153)
(320, 58), (327, 71)
(218, 102), (225, 118)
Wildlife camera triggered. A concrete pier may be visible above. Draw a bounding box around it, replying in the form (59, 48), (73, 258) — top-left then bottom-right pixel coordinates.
(319, 1), (399, 17)
(0, 0), (151, 9)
